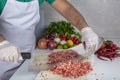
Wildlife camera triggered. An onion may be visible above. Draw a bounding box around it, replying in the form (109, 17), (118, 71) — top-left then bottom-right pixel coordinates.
(47, 40), (58, 50)
(0, 35), (5, 42)
(54, 38), (61, 43)
(60, 40), (67, 45)
(38, 38), (47, 49)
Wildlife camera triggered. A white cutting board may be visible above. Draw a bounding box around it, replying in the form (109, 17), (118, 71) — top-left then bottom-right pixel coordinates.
(34, 70), (94, 80)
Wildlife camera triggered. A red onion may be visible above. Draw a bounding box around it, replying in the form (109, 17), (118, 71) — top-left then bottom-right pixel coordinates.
(47, 40), (58, 50)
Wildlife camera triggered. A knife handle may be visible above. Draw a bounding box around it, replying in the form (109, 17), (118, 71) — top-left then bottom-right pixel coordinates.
(21, 53), (31, 59)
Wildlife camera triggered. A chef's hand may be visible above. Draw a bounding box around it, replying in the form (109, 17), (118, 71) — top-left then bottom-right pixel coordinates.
(0, 40), (22, 63)
(81, 27), (99, 51)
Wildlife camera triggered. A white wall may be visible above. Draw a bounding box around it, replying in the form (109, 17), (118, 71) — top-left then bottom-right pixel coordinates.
(37, 0), (120, 39)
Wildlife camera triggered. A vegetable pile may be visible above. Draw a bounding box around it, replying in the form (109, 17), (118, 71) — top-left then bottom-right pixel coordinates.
(95, 40), (120, 61)
(37, 21), (82, 50)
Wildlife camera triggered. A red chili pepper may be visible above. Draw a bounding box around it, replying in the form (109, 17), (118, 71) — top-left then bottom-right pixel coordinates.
(95, 47), (120, 61)
(97, 55), (108, 61)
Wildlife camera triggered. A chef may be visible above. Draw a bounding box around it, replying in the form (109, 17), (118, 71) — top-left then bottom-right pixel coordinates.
(0, 0), (98, 80)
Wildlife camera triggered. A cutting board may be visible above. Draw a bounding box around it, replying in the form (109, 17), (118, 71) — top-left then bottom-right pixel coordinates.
(34, 70), (94, 80)
(33, 53), (95, 80)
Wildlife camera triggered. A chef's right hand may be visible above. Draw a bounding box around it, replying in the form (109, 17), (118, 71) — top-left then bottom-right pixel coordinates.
(81, 27), (99, 51)
(0, 40), (22, 63)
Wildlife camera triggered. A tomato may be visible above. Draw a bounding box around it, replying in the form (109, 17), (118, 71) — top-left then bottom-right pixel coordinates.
(99, 41), (106, 49)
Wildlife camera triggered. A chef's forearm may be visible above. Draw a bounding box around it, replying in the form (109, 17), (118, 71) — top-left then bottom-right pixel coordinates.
(63, 5), (88, 30)
(51, 0), (88, 30)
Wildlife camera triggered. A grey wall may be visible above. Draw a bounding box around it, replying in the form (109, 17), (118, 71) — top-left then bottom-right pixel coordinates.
(36, 0), (120, 39)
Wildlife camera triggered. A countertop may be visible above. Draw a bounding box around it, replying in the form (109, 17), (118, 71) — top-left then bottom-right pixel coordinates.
(10, 39), (120, 80)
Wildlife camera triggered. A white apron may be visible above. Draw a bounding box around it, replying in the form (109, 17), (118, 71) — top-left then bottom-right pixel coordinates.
(0, 0), (40, 79)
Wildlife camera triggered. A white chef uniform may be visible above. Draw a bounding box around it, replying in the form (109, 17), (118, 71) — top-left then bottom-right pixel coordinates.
(0, 0), (40, 79)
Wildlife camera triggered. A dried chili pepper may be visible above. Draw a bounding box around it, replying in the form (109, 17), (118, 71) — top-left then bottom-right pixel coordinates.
(95, 40), (120, 61)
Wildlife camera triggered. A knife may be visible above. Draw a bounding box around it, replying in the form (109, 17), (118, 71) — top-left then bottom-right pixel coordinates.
(20, 52), (31, 59)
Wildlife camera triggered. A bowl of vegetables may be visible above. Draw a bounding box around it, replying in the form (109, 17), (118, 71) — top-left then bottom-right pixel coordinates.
(37, 21), (82, 50)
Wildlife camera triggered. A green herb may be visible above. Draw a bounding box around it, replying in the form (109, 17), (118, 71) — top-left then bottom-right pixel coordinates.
(117, 47), (120, 50)
(45, 21), (76, 36)
(105, 40), (113, 46)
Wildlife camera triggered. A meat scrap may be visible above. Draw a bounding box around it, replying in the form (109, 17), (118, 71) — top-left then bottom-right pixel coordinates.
(48, 50), (79, 64)
(50, 61), (93, 78)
